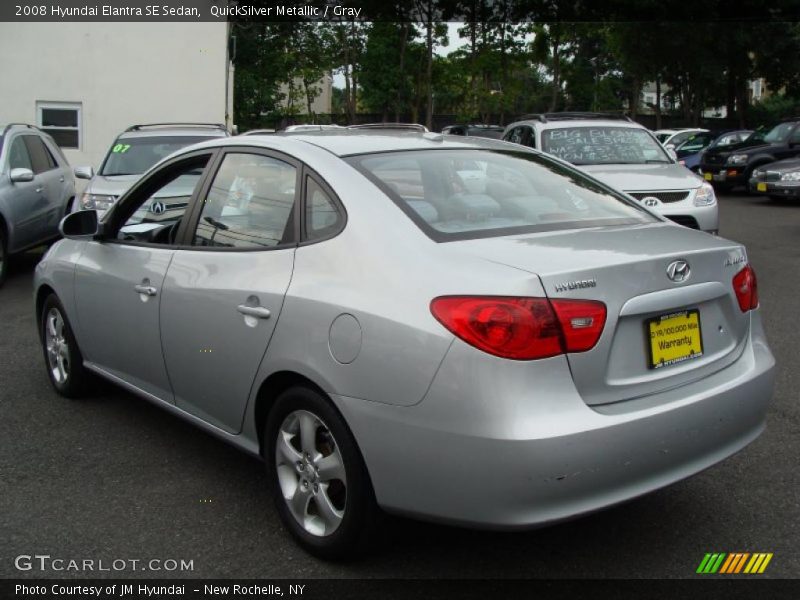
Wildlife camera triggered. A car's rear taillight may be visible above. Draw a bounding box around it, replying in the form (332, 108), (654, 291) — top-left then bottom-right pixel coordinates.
(733, 265), (758, 312)
(430, 296), (606, 360)
(550, 299), (607, 352)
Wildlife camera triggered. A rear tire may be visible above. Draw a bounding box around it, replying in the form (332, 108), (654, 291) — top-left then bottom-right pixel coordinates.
(265, 385), (381, 559)
(40, 294), (91, 398)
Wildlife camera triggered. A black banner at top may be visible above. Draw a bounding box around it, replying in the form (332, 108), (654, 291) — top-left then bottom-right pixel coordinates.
(2, 0), (800, 23)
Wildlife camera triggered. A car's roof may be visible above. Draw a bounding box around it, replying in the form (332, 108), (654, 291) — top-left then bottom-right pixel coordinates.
(508, 118), (646, 131)
(226, 130), (514, 157)
(1, 123), (41, 135)
(117, 128), (228, 140)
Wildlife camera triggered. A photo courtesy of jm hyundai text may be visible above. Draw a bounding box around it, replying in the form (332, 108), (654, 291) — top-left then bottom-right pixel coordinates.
(33, 128), (775, 558)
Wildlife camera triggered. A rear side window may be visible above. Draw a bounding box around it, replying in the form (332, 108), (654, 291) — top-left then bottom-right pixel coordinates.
(350, 149), (655, 242)
(24, 136), (56, 173)
(304, 177), (342, 241)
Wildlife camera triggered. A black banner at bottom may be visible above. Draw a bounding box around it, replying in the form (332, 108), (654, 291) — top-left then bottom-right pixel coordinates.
(3, 579), (799, 600)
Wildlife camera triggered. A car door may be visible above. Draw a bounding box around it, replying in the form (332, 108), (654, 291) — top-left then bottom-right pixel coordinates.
(159, 149), (299, 433)
(73, 150), (215, 401)
(4, 135), (44, 251)
(24, 135), (65, 239)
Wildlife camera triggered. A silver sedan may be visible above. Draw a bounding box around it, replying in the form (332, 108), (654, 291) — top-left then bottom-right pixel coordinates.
(34, 131), (775, 558)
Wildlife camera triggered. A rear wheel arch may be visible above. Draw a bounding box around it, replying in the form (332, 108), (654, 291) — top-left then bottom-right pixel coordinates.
(254, 371), (336, 457)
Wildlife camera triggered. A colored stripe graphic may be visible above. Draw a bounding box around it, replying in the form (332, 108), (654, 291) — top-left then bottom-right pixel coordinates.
(698, 552), (773, 574)
(697, 553), (727, 574)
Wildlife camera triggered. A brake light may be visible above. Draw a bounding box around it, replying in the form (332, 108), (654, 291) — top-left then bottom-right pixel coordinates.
(550, 299), (607, 352)
(732, 265), (758, 312)
(430, 296), (606, 360)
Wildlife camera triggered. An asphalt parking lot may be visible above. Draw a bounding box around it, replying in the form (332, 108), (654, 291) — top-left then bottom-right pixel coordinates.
(1, 191), (798, 579)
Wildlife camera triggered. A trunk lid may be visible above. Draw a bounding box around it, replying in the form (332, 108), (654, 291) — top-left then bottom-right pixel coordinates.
(452, 222), (751, 406)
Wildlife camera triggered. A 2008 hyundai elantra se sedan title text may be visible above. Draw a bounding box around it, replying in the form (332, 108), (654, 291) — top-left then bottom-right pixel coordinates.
(34, 129), (775, 558)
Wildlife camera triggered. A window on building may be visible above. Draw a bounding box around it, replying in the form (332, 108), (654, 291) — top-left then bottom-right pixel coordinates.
(36, 102), (81, 149)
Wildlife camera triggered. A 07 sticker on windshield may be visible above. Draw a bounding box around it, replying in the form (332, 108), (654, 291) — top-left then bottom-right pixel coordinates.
(646, 309), (704, 369)
(112, 144), (131, 153)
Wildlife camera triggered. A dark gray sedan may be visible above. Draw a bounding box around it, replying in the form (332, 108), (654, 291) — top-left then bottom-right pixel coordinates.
(749, 158), (800, 199)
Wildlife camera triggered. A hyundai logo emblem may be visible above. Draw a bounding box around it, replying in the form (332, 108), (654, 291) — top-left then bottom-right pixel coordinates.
(641, 196), (660, 207)
(666, 259), (691, 283)
(150, 201), (166, 215)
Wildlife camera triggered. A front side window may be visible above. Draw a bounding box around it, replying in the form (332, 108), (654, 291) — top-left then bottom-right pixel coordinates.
(193, 153), (297, 249)
(351, 149), (656, 241)
(541, 126), (670, 165)
(24, 136), (56, 173)
(100, 136), (213, 177)
(758, 122), (795, 143)
(115, 157), (209, 245)
(8, 137), (33, 171)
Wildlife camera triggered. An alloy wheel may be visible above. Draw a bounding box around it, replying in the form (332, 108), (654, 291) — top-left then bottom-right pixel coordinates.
(45, 307), (70, 385)
(275, 410), (347, 537)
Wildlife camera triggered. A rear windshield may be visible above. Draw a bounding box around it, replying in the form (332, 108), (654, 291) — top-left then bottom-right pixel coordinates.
(100, 135), (211, 176)
(349, 149), (656, 241)
(541, 126), (670, 165)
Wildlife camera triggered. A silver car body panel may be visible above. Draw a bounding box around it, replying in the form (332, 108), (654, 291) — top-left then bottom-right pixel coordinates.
(34, 131), (775, 529)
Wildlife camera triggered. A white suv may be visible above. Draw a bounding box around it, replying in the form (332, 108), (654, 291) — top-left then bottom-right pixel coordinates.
(502, 113), (718, 233)
(74, 123), (229, 215)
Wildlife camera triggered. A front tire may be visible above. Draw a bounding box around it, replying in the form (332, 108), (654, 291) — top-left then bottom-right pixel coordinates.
(40, 294), (90, 398)
(265, 385), (380, 559)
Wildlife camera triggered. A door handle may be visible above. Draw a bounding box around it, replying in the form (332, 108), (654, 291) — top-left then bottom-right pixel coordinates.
(237, 305), (271, 319)
(35, 187), (43, 193)
(134, 284), (158, 297)
(59, 176), (65, 182)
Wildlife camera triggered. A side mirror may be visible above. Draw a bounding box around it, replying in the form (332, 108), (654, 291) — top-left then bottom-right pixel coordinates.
(667, 148), (678, 161)
(59, 209), (99, 240)
(9, 168), (34, 183)
(74, 166), (94, 180)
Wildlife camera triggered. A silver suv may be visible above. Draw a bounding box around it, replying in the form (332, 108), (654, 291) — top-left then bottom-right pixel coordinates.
(0, 123), (75, 286)
(75, 123), (229, 215)
(502, 113), (719, 233)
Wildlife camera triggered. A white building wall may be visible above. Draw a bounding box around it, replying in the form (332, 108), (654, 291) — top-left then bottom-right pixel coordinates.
(279, 73), (333, 116)
(0, 22), (229, 170)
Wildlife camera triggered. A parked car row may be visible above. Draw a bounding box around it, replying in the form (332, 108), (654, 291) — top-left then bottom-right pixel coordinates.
(698, 118), (800, 199)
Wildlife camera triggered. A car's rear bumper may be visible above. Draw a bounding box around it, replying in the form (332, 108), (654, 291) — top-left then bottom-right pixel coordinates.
(334, 313), (775, 529)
